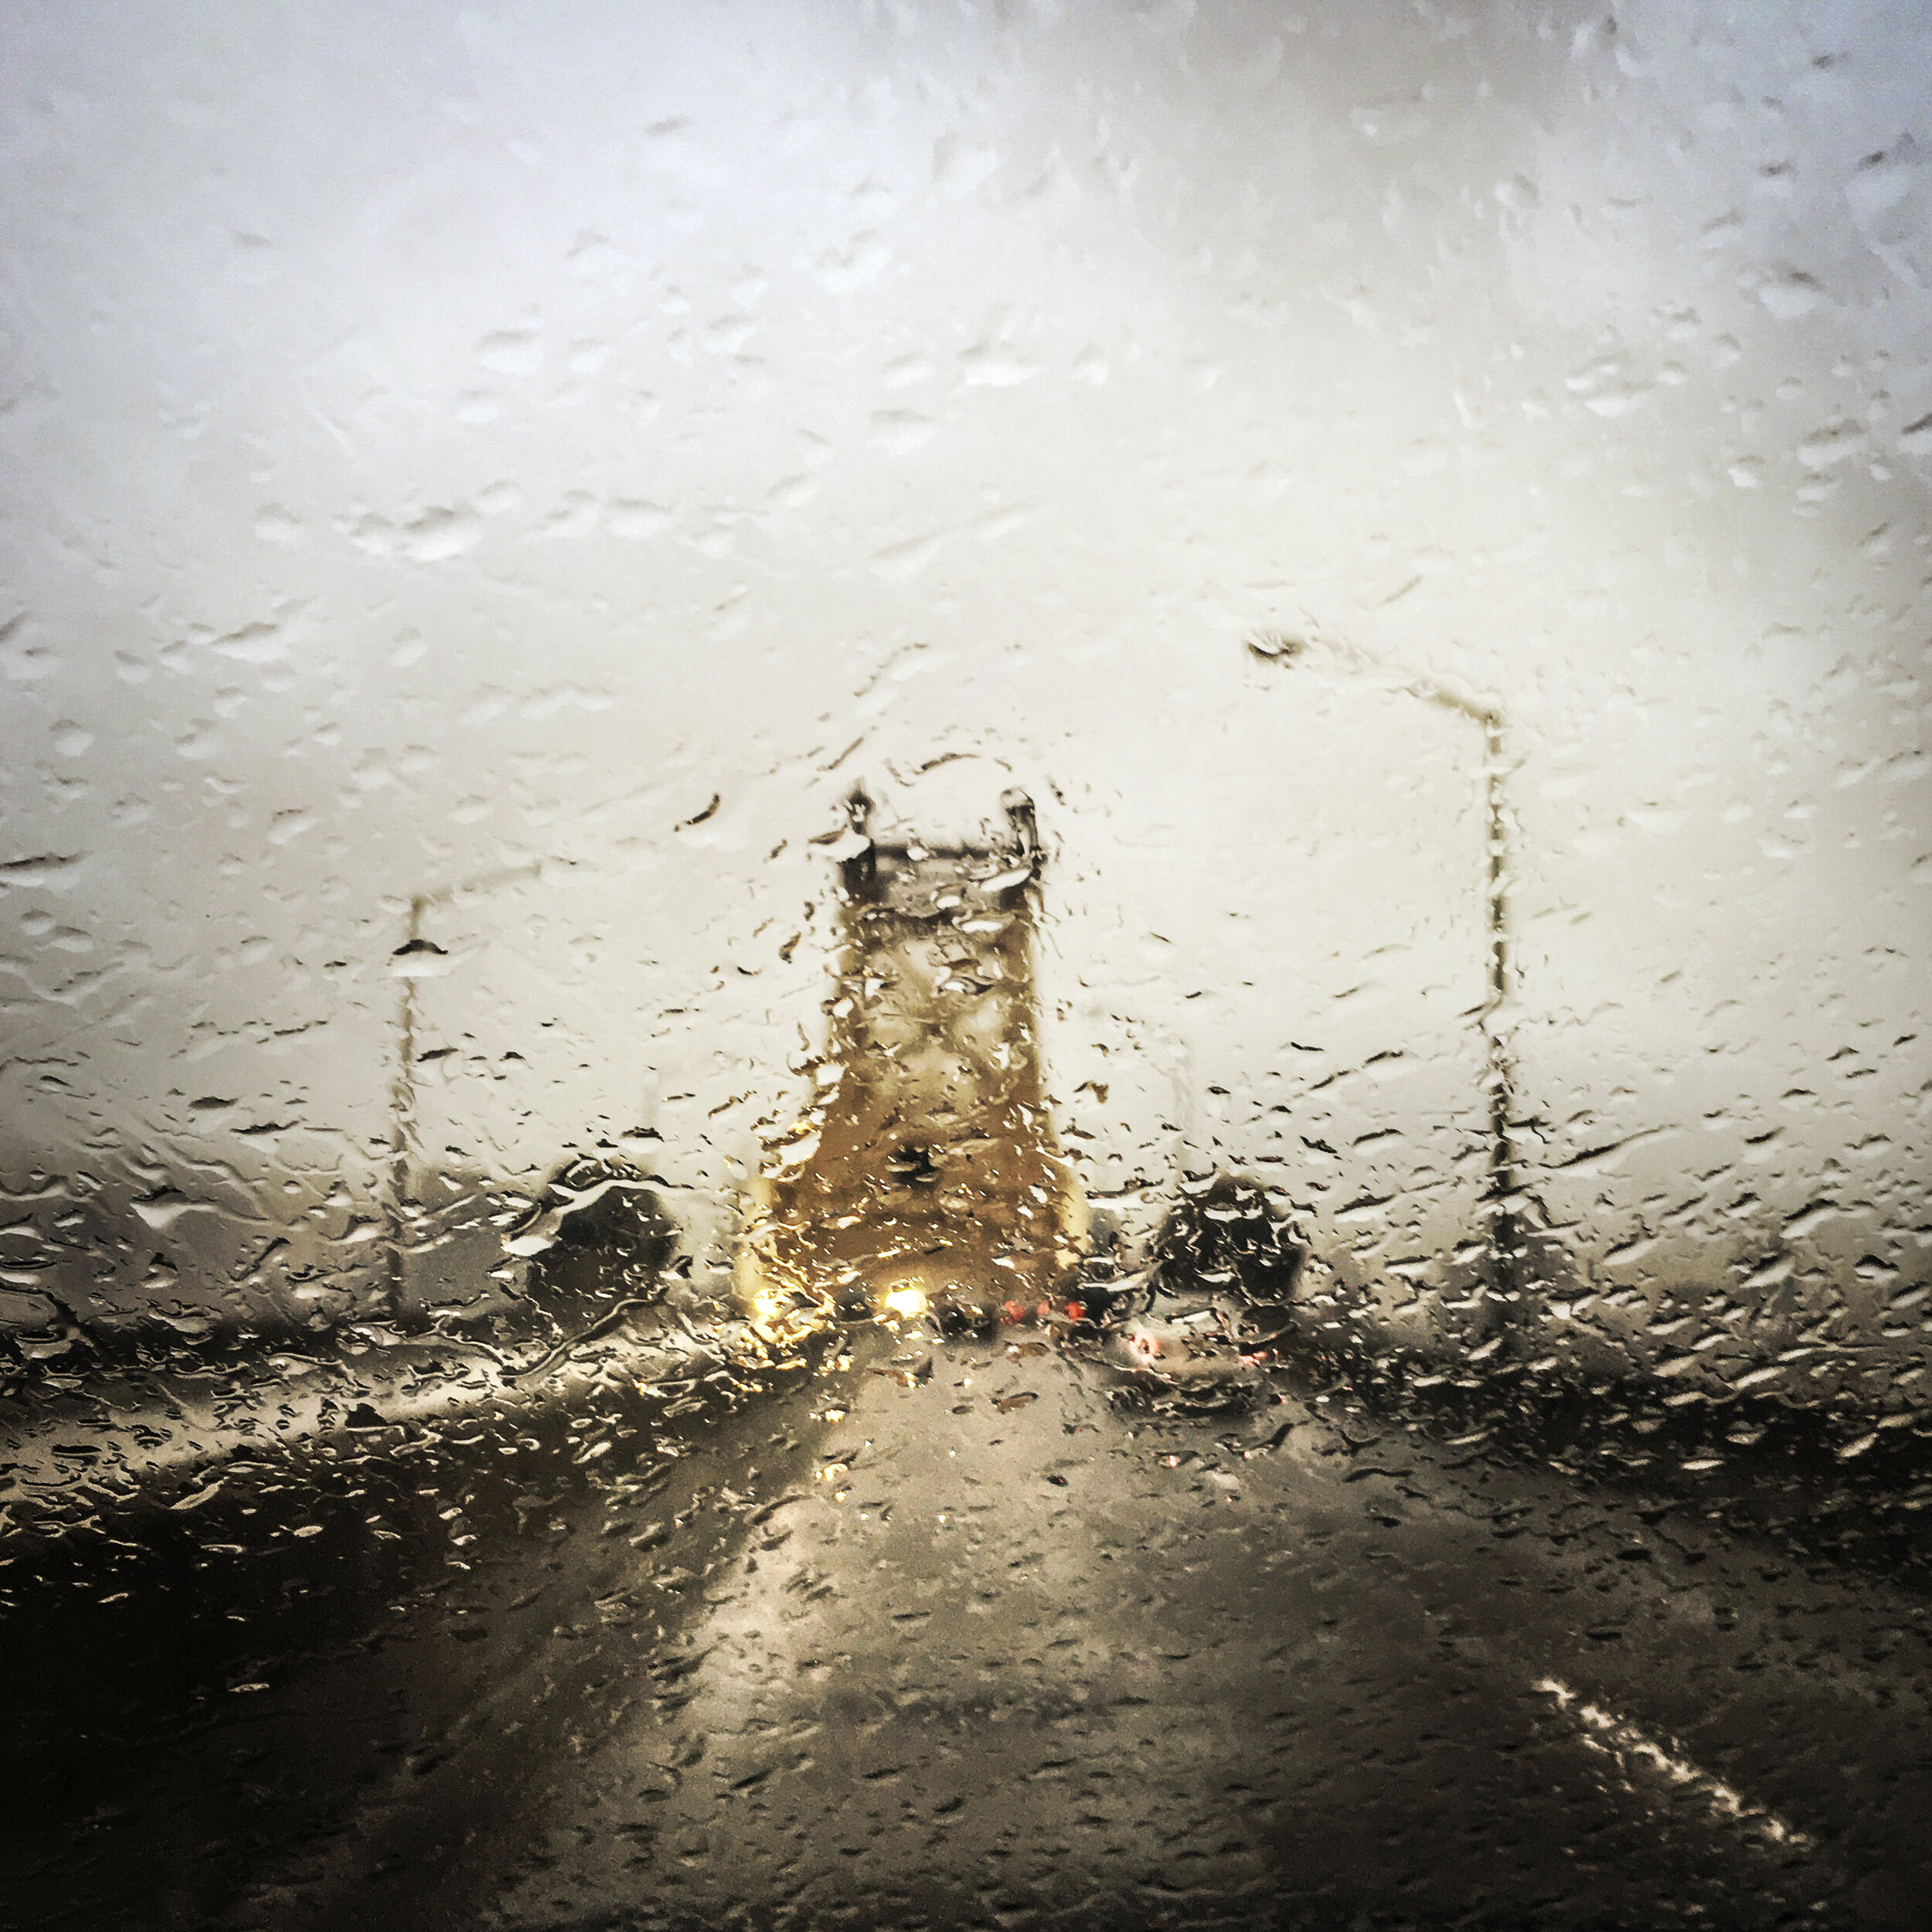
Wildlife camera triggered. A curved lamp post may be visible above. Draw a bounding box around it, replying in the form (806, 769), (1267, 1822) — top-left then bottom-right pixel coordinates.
(1247, 630), (1521, 1321)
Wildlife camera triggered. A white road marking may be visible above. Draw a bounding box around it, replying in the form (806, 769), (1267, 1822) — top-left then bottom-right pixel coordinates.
(1533, 1677), (1810, 1849)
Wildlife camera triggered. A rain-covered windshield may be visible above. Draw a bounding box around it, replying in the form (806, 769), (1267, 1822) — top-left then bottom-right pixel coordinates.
(2, 4), (1930, 1928)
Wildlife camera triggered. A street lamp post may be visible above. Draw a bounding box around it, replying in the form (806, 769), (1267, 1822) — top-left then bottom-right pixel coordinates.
(383, 860), (546, 1308)
(1247, 630), (1522, 1325)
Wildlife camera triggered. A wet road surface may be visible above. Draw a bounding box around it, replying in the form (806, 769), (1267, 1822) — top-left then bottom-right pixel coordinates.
(5, 1327), (1929, 1930)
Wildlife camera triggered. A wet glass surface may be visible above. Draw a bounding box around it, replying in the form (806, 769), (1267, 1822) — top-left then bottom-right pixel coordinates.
(4, 2), (1932, 1927)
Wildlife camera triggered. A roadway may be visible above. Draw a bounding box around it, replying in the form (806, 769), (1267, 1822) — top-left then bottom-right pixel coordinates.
(4, 1323), (1927, 1930)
